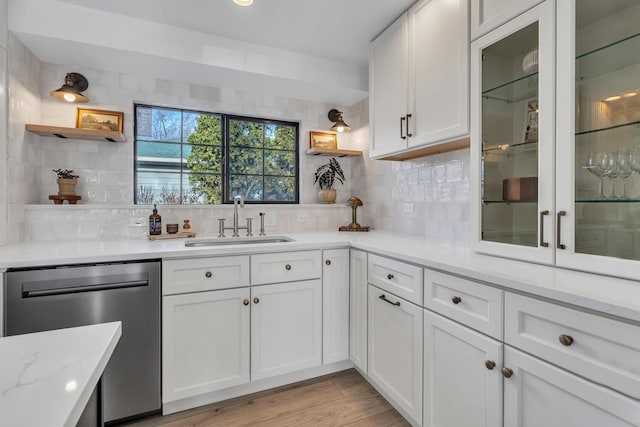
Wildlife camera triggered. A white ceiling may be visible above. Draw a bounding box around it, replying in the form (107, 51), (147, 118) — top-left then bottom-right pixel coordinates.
(9, 0), (416, 106)
(58, 0), (413, 68)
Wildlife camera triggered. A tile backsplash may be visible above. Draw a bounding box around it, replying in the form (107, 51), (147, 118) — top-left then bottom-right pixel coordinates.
(6, 36), (471, 245)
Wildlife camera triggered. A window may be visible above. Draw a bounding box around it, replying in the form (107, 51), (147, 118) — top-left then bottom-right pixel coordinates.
(134, 105), (299, 204)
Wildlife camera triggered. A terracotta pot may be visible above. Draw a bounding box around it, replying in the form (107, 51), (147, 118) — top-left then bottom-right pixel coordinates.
(318, 188), (337, 204)
(57, 178), (78, 196)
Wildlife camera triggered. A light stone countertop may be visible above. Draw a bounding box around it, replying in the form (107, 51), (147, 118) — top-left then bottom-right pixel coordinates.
(0, 322), (122, 427)
(0, 231), (640, 323)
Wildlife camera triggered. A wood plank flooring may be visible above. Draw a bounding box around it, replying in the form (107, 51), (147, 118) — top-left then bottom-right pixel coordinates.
(123, 369), (410, 427)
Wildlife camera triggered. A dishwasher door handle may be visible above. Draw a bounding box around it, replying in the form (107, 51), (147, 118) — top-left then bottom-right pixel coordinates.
(22, 279), (148, 298)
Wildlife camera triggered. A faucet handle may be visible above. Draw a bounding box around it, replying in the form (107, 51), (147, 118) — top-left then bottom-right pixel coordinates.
(259, 212), (266, 236)
(246, 218), (253, 237)
(217, 218), (226, 238)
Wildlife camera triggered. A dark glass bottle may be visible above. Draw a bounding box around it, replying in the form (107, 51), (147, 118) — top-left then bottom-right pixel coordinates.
(149, 204), (162, 235)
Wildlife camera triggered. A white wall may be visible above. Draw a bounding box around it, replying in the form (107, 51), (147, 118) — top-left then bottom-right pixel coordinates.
(0, 0), (7, 245)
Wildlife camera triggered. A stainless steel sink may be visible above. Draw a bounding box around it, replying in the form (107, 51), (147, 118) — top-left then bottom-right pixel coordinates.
(184, 236), (294, 247)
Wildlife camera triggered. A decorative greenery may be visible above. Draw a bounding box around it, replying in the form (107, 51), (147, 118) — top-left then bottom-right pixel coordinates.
(314, 158), (345, 190)
(53, 169), (79, 179)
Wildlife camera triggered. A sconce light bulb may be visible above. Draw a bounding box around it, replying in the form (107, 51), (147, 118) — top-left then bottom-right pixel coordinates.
(336, 126), (344, 133)
(63, 93), (76, 102)
(233, 0), (253, 6)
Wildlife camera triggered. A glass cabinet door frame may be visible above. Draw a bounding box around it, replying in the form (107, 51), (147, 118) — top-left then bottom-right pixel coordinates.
(555, 0), (640, 280)
(470, 0), (556, 265)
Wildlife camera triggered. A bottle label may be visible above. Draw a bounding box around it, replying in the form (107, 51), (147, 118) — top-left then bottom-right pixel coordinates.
(149, 218), (162, 235)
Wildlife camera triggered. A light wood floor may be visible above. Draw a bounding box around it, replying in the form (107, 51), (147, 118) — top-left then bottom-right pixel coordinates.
(123, 369), (410, 427)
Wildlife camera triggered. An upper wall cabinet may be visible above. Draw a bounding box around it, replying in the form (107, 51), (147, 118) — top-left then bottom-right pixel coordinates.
(369, 0), (469, 160)
(555, 0), (640, 280)
(470, 0), (543, 40)
(472, 0), (640, 280)
(470, 1), (555, 266)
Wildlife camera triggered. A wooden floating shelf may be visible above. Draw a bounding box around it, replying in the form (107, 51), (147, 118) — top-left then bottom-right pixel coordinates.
(305, 147), (362, 157)
(26, 124), (126, 142)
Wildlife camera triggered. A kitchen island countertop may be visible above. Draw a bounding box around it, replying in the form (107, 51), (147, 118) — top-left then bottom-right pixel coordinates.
(0, 231), (639, 323)
(0, 322), (122, 427)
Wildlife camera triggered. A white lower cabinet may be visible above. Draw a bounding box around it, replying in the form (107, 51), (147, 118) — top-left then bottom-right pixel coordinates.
(503, 346), (640, 427)
(163, 287), (251, 402)
(251, 280), (322, 381)
(350, 249), (368, 372)
(368, 284), (423, 425)
(423, 310), (502, 427)
(322, 249), (350, 364)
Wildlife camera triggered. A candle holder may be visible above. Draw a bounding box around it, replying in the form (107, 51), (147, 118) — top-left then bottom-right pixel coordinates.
(339, 196), (370, 232)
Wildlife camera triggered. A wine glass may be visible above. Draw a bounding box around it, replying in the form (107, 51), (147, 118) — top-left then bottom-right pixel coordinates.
(584, 152), (608, 199)
(604, 152), (620, 199)
(615, 149), (633, 199)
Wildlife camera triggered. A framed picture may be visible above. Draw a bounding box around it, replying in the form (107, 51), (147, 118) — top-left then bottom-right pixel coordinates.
(522, 99), (539, 143)
(309, 131), (338, 150)
(76, 108), (124, 132)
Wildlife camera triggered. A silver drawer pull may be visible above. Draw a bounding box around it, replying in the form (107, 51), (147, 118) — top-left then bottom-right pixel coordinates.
(379, 294), (400, 307)
(559, 334), (574, 347)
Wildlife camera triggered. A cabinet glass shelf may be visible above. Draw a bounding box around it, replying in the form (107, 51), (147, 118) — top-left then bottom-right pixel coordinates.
(482, 200), (536, 205)
(576, 32), (640, 82)
(482, 72), (538, 104)
(575, 120), (640, 137)
(483, 139), (537, 154)
(576, 199), (640, 204)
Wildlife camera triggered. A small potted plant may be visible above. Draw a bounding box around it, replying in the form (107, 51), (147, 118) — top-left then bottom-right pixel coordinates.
(313, 158), (345, 203)
(53, 168), (79, 196)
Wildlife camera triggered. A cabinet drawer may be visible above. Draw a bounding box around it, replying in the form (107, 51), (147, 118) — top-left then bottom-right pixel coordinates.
(368, 254), (423, 305)
(162, 255), (250, 295)
(424, 269), (503, 339)
(251, 250), (321, 285)
(505, 292), (640, 399)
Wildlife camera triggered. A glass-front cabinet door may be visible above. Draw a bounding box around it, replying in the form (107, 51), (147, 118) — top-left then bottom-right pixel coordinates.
(556, 0), (640, 279)
(471, 1), (555, 264)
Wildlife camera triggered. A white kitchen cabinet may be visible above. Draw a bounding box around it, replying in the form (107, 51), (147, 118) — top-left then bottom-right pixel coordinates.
(369, 12), (407, 158)
(503, 346), (640, 427)
(554, 1), (640, 280)
(368, 254), (423, 305)
(322, 248), (349, 365)
(369, 0), (469, 160)
(471, 1), (556, 265)
(368, 284), (423, 425)
(162, 287), (250, 402)
(251, 280), (322, 381)
(470, 0), (543, 40)
(472, 0), (640, 280)
(423, 310), (502, 427)
(349, 249), (368, 373)
(162, 255), (249, 295)
(250, 250), (321, 285)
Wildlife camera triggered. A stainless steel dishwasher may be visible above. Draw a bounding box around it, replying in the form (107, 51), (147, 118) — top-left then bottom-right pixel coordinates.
(4, 260), (161, 425)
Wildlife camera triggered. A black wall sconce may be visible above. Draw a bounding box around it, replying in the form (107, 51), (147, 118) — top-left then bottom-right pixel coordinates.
(50, 72), (89, 103)
(328, 109), (351, 133)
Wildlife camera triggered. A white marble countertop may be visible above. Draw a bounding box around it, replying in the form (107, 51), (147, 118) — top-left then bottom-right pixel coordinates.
(1, 231), (640, 322)
(0, 322), (122, 427)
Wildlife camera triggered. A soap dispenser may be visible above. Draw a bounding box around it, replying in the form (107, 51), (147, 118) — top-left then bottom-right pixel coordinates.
(149, 204), (162, 235)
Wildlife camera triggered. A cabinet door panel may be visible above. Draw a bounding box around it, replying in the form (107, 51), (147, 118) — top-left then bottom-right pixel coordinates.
(251, 280), (322, 380)
(162, 287), (250, 402)
(471, 0), (543, 40)
(424, 310), (502, 427)
(368, 284), (422, 424)
(504, 346), (640, 427)
(350, 249), (368, 372)
(369, 13), (408, 158)
(322, 248), (350, 364)
(251, 251), (321, 285)
(409, 0), (469, 146)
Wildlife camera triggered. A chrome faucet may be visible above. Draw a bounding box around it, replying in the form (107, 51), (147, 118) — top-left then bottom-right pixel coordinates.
(218, 195), (252, 237)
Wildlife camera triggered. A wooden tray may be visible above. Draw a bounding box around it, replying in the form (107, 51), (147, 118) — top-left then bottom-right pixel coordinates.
(338, 226), (370, 232)
(148, 231), (197, 240)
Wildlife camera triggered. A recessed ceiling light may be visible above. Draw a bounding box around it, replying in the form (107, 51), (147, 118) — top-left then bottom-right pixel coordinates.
(233, 0), (253, 6)
(605, 95), (621, 102)
(623, 92), (637, 98)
